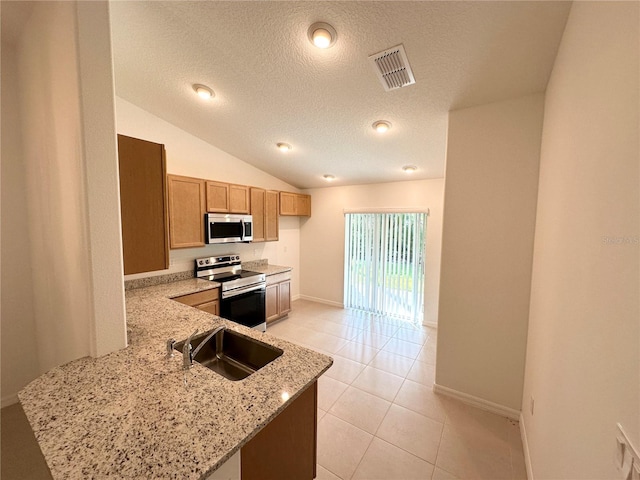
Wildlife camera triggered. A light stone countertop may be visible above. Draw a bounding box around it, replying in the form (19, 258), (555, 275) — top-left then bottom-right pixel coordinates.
(245, 264), (292, 276)
(18, 278), (332, 480)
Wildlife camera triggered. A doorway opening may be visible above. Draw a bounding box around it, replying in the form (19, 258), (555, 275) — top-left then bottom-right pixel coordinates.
(343, 212), (426, 324)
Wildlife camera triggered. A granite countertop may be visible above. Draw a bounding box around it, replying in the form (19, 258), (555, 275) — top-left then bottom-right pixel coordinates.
(19, 278), (332, 480)
(245, 264), (292, 276)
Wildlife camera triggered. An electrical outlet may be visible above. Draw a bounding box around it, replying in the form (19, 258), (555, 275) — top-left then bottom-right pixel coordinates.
(530, 397), (535, 416)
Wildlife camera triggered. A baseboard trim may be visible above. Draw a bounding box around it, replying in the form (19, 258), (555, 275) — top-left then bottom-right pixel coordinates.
(424, 321), (438, 329)
(520, 413), (533, 479)
(297, 295), (344, 308)
(433, 383), (520, 420)
(2, 393), (19, 408)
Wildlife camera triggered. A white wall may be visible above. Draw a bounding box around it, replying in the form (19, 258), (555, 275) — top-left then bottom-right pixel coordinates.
(436, 94), (544, 413)
(115, 97), (303, 297)
(299, 179), (444, 325)
(1, 38), (40, 407)
(1, 1), (127, 405)
(521, 2), (639, 478)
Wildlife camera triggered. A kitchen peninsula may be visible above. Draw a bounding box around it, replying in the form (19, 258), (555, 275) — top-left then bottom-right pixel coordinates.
(18, 278), (332, 479)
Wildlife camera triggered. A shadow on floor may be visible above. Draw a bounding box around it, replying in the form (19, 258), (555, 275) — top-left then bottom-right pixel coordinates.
(1, 403), (52, 479)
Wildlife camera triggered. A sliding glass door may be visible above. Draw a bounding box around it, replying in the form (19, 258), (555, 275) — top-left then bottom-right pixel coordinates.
(344, 212), (426, 323)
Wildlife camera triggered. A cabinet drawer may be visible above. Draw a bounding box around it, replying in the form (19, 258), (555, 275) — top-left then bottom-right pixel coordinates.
(173, 288), (219, 307)
(266, 271), (292, 285)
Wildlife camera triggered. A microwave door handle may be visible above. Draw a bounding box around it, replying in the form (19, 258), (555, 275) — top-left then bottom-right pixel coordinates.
(240, 219), (245, 241)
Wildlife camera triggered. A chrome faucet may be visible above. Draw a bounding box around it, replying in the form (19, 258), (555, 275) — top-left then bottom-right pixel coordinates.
(182, 326), (225, 370)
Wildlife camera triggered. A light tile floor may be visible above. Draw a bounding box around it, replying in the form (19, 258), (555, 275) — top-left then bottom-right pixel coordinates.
(268, 299), (528, 480)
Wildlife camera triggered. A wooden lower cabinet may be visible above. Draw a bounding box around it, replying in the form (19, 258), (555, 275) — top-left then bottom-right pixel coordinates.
(265, 271), (292, 324)
(172, 288), (220, 316)
(241, 381), (317, 480)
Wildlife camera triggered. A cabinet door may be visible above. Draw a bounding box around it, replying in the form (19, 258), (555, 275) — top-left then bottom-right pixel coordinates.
(265, 190), (279, 241)
(197, 300), (219, 316)
(241, 381), (317, 480)
(296, 194), (311, 217)
(206, 181), (230, 212)
(279, 192), (297, 216)
(250, 188), (266, 242)
(265, 283), (280, 323)
(229, 184), (250, 213)
(117, 135), (169, 275)
(167, 175), (206, 248)
(279, 280), (291, 316)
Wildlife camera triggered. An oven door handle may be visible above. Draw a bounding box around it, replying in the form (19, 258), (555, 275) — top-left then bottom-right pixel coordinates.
(222, 283), (265, 299)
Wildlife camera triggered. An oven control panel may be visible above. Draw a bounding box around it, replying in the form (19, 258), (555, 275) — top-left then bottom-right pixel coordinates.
(196, 255), (241, 268)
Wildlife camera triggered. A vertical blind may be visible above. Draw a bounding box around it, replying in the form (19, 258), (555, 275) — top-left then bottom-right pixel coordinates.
(343, 212), (426, 323)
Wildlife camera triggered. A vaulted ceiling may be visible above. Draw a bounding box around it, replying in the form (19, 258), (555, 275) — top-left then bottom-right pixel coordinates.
(109, 1), (571, 189)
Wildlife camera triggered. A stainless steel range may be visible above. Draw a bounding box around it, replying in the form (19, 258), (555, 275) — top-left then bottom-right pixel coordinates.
(195, 254), (267, 332)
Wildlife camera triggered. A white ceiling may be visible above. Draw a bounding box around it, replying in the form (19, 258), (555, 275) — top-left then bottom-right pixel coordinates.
(110, 1), (571, 189)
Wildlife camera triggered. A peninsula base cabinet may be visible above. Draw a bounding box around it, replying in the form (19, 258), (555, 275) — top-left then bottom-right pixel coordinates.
(206, 381), (317, 480)
(265, 271), (292, 324)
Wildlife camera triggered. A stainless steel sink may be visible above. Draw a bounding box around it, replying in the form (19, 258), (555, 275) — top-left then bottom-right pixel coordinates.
(174, 328), (283, 381)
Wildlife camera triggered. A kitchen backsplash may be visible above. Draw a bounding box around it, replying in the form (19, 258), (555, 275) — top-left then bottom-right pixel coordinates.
(241, 259), (269, 270)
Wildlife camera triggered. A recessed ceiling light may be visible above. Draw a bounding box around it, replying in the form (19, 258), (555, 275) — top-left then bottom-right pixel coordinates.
(308, 22), (337, 49)
(372, 120), (392, 133)
(277, 142), (292, 152)
(323, 174), (335, 182)
(193, 84), (214, 100)
(402, 165), (418, 174)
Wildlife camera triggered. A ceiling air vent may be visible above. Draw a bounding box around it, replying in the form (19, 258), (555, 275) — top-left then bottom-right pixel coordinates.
(368, 44), (416, 92)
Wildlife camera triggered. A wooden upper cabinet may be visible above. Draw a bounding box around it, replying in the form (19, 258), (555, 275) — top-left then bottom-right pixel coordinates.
(296, 194), (311, 216)
(207, 181), (250, 214)
(117, 134), (169, 275)
(206, 181), (229, 212)
(251, 188), (279, 242)
(279, 192), (311, 217)
(229, 184), (250, 213)
(250, 188), (266, 243)
(265, 190), (279, 241)
(167, 175), (206, 248)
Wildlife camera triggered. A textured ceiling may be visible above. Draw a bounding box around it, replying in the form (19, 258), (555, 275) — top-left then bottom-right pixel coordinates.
(109, 1), (571, 189)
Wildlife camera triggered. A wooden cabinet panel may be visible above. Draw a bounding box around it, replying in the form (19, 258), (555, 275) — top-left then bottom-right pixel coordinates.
(241, 382), (317, 480)
(265, 272), (292, 324)
(265, 190), (279, 241)
(197, 300), (219, 316)
(250, 188), (266, 242)
(207, 182), (250, 213)
(265, 283), (279, 323)
(279, 192), (296, 215)
(296, 194), (311, 216)
(229, 184), (250, 213)
(168, 175), (206, 248)
(251, 188), (279, 242)
(173, 289), (220, 316)
(279, 280), (291, 316)
(206, 181), (230, 212)
(117, 135), (169, 275)
(279, 192), (311, 216)
(172, 288), (218, 307)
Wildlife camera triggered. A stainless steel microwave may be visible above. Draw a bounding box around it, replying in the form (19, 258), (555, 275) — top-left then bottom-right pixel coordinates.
(205, 213), (253, 244)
